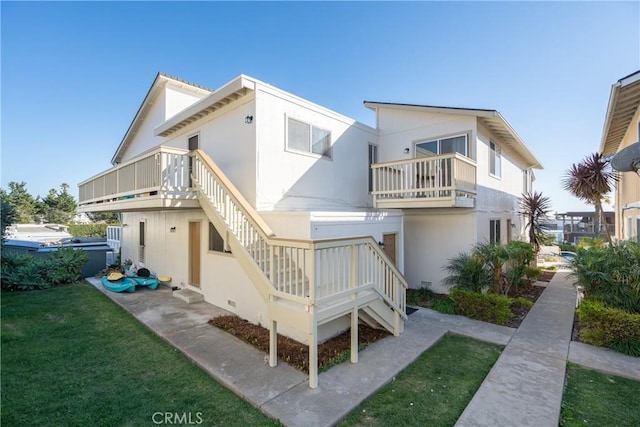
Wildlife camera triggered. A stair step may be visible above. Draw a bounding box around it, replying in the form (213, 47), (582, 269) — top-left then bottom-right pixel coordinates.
(173, 289), (204, 304)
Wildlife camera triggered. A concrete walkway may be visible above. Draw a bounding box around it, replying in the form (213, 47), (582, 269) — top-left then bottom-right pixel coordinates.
(86, 273), (639, 427)
(455, 270), (636, 427)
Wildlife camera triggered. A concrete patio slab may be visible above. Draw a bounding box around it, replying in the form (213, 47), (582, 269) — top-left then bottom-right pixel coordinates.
(261, 319), (448, 427)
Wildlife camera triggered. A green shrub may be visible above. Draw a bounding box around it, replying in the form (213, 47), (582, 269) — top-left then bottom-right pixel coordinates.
(444, 242), (535, 295)
(524, 266), (542, 283)
(571, 241), (640, 313)
(450, 289), (513, 325)
(443, 252), (492, 293)
(512, 297), (533, 308)
(66, 223), (114, 237)
(406, 287), (434, 307)
(1, 247), (88, 291)
(578, 299), (640, 357)
(431, 297), (455, 314)
(559, 243), (577, 252)
(1, 255), (50, 291)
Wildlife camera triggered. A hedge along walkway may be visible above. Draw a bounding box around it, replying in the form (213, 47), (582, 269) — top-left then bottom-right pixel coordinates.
(456, 271), (577, 427)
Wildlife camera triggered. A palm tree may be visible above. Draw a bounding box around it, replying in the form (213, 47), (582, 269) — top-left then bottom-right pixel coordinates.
(519, 191), (552, 254)
(562, 152), (618, 244)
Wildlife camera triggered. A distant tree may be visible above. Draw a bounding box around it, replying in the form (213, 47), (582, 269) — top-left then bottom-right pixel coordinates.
(1, 199), (18, 242)
(562, 153), (618, 244)
(1, 181), (38, 223)
(86, 211), (119, 223)
(519, 191), (552, 255)
(41, 183), (77, 224)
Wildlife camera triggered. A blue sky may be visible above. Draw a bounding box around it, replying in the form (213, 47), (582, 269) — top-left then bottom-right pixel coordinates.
(2, 1), (638, 214)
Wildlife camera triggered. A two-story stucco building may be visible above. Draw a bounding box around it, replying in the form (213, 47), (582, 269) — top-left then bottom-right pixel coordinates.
(600, 70), (640, 241)
(77, 73), (542, 387)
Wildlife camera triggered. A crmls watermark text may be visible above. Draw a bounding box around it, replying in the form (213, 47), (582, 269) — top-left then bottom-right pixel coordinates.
(152, 412), (203, 425)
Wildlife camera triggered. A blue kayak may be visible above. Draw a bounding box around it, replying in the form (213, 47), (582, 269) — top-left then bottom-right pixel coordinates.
(101, 276), (136, 293)
(132, 276), (159, 290)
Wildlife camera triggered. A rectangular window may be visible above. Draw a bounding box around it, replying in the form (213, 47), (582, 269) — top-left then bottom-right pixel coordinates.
(490, 219), (501, 243)
(490, 141), (502, 177)
(139, 221), (146, 264)
(368, 143), (378, 192)
(287, 117), (331, 157)
(208, 222), (225, 252)
(415, 134), (468, 157)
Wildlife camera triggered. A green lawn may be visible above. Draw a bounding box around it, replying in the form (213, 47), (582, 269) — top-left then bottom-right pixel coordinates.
(339, 334), (503, 427)
(561, 363), (640, 427)
(1, 283), (280, 427)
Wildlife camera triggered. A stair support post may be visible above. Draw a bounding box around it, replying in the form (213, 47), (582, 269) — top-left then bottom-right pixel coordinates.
(308, 305), (318, 389)
(269, 313), (278, 367)
(350, 305), (358, 364)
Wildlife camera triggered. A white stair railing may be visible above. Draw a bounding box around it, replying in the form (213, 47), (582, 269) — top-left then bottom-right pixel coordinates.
(191, 150), (407, 319)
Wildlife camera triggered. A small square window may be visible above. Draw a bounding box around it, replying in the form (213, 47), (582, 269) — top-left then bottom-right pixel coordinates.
(208, 222), (225, 252)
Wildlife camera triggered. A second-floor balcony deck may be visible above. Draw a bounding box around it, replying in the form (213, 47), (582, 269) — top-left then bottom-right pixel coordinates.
(371, 153), (477, 209)
(77, 146), (199, 213)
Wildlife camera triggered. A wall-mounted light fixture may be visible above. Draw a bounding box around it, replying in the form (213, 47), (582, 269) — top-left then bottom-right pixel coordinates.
(122, 224), (129, 227)
(511, 223), (517, 228)
(170, 226), (177, 233)
(244, 115), (253, 124)
(404, 148), (410, 154)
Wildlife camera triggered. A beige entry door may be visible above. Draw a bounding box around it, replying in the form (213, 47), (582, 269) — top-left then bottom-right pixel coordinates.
(189, 222), (201, 287)
(383, 233), (397, 265)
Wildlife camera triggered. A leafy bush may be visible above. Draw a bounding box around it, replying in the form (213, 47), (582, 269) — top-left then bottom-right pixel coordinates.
(1, 254), (50, 291)
(559, 243), (577, 252)
(431, 297), (455, 314)
(571, 241), (640, 313)
(1, 247), (88, 291)
(66, 223), (115, 237)
(450, 289), (513, 325)
(524, 266), (542, 283)
(406, 287), (434, 307)
(444, 242), (535, 295)
(443, 252), (492, 293)
(578, 299), (640, 357)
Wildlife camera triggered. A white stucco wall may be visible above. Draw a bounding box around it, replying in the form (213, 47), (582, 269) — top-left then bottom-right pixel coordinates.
(254, 83), (376, 211)
(374, 108), (478, 162)
(164, 84), (208, 120)
(119, 94), (167, 162)
(404, 209), (477, 293)
(120, 83), (208, 163)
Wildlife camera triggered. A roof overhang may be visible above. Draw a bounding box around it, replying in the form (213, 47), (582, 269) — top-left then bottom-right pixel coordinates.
(599, 70), (640, 156)
(111, 73), (212, 165)
(153, 75), (256, 138)
(364, 101), (543, 169)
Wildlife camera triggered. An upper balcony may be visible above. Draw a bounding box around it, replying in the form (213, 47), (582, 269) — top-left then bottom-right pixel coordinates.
(77, 146), (199, 213)
(371, 153), (477, 209)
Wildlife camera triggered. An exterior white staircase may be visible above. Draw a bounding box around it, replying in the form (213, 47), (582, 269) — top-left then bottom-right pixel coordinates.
(191, 150), (407, 388)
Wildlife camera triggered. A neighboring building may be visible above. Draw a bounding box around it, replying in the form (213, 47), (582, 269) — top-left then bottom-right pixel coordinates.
(77, 73), (542, 387)
(556, 211), (615, 244)
(4, 224), (72, 243)
(600, 70), (640, 241)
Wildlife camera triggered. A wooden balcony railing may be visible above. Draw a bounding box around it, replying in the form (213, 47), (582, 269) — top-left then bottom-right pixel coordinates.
(77, 146), (194, 210)
(371, 153), (477, 208)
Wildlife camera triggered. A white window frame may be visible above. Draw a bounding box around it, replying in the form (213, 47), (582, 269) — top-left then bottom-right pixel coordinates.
(285, 115), (332, 159)
(489, 141), (502, 178)
(414, 133), (469, 158)
(490, 219), (501, 244)
(368, 143), (378, 193)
